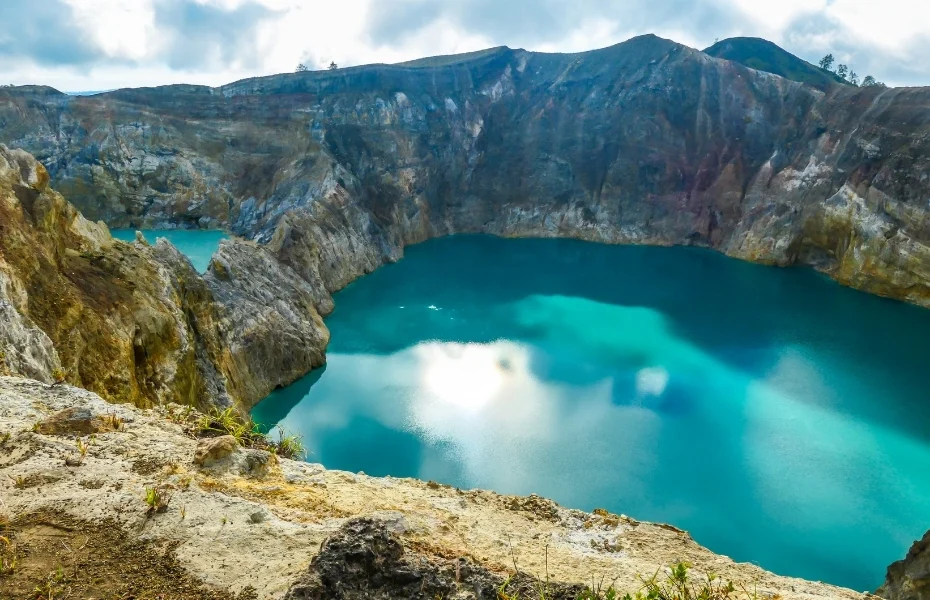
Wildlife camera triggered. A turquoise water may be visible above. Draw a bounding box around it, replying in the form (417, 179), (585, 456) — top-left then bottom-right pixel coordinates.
(252, 235), (930, 591)
(110, 229), (227, 273)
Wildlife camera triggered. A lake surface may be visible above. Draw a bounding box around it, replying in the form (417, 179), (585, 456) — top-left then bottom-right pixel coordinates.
(250, 235), (930, 591)
(110, 229), (227, 272)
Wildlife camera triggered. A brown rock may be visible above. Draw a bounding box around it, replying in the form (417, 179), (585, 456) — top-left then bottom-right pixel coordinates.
(193, 435), (239, 467)
(36, 407), (106, 435)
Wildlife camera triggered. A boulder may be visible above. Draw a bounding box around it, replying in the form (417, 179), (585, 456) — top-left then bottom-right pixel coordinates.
(36, 407), (107, 435)
(193, 435), (239, 466)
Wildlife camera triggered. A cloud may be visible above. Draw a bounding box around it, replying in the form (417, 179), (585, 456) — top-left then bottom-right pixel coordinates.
(0, 0), (103, 67)
(154, 0), (279, 71)
(365, 0), (739, 52)
(0, 0), (927, 90)
(780, 9), (930, 87)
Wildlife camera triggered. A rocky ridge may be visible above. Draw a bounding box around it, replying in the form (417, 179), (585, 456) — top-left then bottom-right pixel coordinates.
(1, 35), (930, 315)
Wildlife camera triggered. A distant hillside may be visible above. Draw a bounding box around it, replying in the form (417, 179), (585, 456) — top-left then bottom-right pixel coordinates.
(704, 37), (849, 91)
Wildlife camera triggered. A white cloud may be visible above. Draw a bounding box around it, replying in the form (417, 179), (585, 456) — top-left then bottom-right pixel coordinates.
(1, 0), (927, 90)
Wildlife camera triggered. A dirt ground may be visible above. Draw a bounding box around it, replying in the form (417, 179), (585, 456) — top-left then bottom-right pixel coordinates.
(0, 511), (251, 600)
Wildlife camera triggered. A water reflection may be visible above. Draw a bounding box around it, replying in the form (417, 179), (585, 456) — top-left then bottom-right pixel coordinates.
(251, 236), (930, 591)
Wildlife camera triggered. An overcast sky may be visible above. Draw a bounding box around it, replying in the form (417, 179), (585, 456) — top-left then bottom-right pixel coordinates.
(1, 0), (928, 91)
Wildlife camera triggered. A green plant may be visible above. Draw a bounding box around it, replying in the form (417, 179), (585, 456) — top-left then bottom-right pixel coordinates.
(615, 563), (753, 600)
(197, 408), (265, 447)
(11, 475), (25, 489)
(51, 368), (66, 384)
(34, 566), (67, 599)
(270, 426), (306, 460)
(144, 486), (171, 515)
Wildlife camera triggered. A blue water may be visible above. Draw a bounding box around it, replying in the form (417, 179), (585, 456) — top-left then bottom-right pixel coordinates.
(251, 235), (930, 591)
(110, 229), (227, 273)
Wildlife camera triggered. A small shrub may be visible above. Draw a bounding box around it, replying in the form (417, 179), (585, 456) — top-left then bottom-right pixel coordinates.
(197, 408), (264, 447)
(102, 412), (124, 431)
(144, 486), (172, 515)
(196, 407), (306, 460)
(0, 534), (16, 575)
(51, 368), (66, 384)
(606, 563), (753, 600)
(269, 426), (306, 460)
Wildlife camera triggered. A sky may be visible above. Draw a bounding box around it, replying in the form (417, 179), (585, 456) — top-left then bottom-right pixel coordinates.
(1, 0), (928, 91)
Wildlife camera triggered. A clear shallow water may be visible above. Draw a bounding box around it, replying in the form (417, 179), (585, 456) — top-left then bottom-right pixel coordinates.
(251, 235), (930, 591)
(110, 229), (227, 273)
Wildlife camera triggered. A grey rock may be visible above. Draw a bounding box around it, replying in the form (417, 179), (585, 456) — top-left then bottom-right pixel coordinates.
(879, 531), (930, 599)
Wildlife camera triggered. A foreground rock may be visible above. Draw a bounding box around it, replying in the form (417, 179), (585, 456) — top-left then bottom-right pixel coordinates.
(0, 376), (867, 599)
(880, 533), (930, 600)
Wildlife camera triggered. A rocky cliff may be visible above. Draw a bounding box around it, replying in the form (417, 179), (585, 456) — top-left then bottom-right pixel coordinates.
(0, 145), (327, 410)
(881, 532), (930, 600)
(2, 35), (930, 313)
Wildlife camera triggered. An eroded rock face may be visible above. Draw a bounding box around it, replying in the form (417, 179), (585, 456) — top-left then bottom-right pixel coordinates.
(204, 239), (329, 404)
(880, 532), (930, 600)
(2, 36), (930, 308)
(0, 145), (329, 410)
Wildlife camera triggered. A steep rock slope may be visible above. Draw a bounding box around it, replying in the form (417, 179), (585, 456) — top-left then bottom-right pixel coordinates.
(0, 145), (327, 409)
(1, 35), (929, 312)
(881, 532), (930, 600)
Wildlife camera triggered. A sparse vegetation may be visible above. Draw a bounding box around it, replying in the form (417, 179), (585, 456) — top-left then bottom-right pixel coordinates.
(295, 63), (309, 72)
(66, 437), (90, 466)
(144, 486), (172, 515)
(271, 426), (306, 460)
(196, 407), (305, 459)
(33, 566), (68, 599)
(0, 533), (16, 575)
(166, 403), (195, 425)
(51, 368), (66, 384)
(102, 412), (124, 431)
(328, 61), (338, 70)
(818, 54), (886, 87)
(198, 407), (265, 446)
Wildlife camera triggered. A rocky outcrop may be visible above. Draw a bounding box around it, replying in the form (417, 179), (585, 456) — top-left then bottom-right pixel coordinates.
(203, 239), (329, 404)
(0, 145), (328, 410)
(283, 517), (584, 600)
(2, 35), (930, 311)
(880, 532), (930, 600)
(0, 376), (867, 599)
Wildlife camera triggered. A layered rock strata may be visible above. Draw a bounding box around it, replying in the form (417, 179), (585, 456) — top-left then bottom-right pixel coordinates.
(1, 35), (929, 312)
